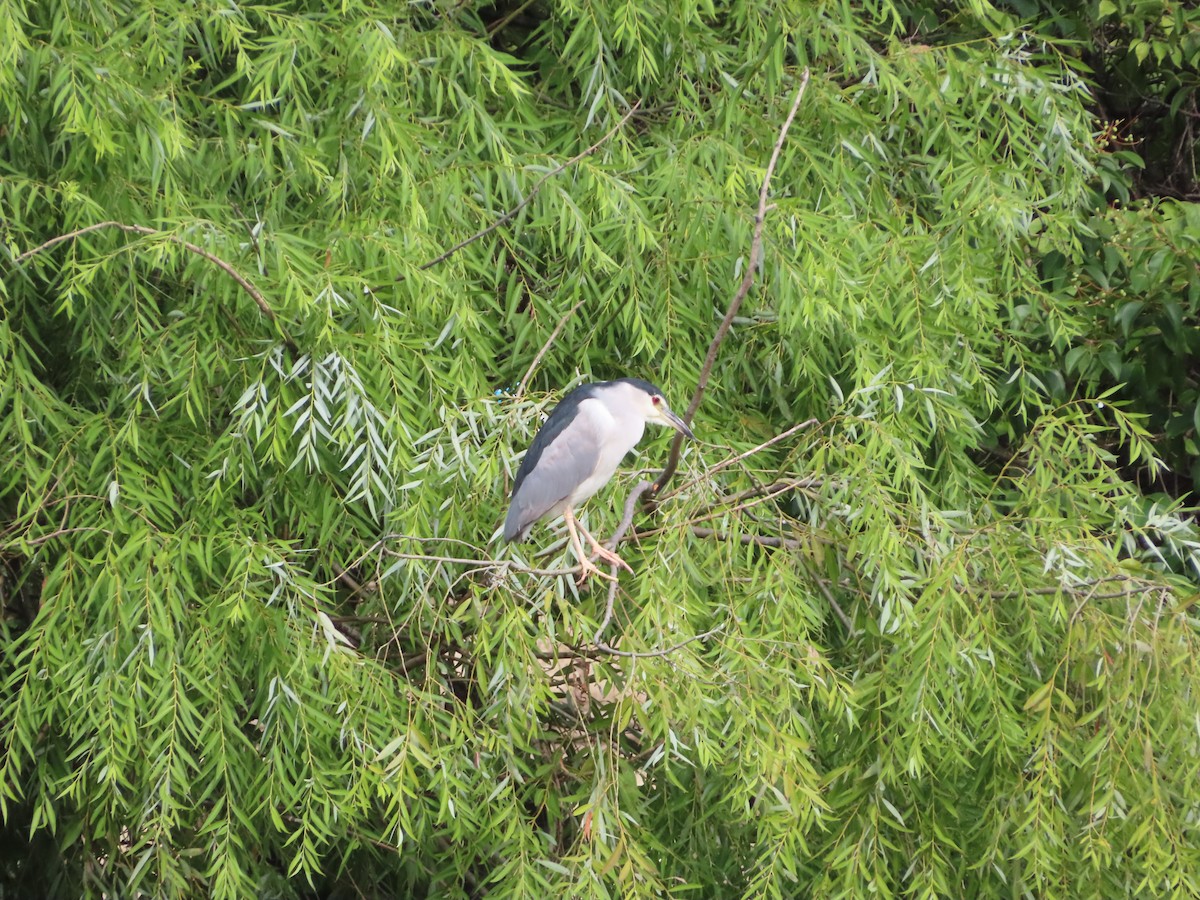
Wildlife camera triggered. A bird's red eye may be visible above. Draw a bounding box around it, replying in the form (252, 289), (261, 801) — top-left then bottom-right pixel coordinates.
(652, 395), (661, 405)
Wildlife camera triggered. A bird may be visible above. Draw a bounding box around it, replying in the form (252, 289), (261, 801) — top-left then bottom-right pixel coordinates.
(504, 378), (694, 581)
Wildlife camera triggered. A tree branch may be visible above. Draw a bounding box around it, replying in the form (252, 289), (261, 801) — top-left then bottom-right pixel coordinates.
(594, 623), (726, 659)
(591, 572), (725, 658)
(416, 102), (642, 272)
(702, 477), (823, 511)
(653, 69), (811, 494)
(379, 548), (580, 579)
(13, 220), (297, 352)
(666, 419), (820, 498)
(689, 526), (800, 550)
(604, 479), (657, 552)
(515, 295), (589, 398)
(810, 572), (855, 633)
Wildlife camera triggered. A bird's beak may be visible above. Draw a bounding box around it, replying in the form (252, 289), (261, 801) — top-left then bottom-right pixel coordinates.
(663, 407), (694, 440)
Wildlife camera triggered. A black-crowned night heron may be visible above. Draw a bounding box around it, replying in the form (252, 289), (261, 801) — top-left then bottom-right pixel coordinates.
(504, 378), (694, 580)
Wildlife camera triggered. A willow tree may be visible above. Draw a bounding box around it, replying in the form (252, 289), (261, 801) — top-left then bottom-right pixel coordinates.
(2, 0), (1198, 897)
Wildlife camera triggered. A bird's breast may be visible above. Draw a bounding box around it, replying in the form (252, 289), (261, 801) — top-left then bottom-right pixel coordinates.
(566, 400), (646, 506)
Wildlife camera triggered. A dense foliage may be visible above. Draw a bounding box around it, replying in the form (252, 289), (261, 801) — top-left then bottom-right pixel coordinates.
(993, 0), (1200, 499)
(2, 0), (1199, 897)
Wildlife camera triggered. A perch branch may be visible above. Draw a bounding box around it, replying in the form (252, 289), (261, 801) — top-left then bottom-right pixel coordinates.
(653, 69), (811, 494)
(605, 480), (657, 552)
(417, 102), (641, 272)
(379, 549), (580, 579)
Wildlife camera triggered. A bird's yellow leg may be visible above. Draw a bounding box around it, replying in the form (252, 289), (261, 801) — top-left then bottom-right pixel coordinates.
(564, 508), (617, 582)
(578, 519), (633, 574)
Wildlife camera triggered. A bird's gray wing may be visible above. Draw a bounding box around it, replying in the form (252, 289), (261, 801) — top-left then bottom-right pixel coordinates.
(504, 402), (603, 541)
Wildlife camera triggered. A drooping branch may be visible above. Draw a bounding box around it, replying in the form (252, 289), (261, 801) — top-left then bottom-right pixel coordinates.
(13, 220), (297, 353)
(653, 69), (811, 494)
(417, 102), (642, 272)
(15, 221), (276, 321)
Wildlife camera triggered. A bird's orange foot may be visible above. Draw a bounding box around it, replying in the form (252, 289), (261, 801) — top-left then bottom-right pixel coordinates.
(576, 556), (619, 584)
(588, 543), (633, 574)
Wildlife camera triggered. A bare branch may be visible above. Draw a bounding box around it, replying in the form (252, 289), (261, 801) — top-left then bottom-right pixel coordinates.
(605, 479), (657, 551)
(333, 565), (376, 602)
(634, 480), (802, 545)
(703, 477), (823, 510)
(379, 549), (579, 579)
(984, 575), (1176, 601)
(654, 70), (811, 493)
(417, 102), (642, 272)
(594, 624), (726, 659)
(810, 575), (855, 633)
(24, 526), (114, 547)
(593, 569), (624, 649)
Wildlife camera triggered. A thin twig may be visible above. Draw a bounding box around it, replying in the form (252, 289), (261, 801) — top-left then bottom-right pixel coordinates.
(703, 477), (822, 511)
(486, 0), (538, 34)
(636, 479), (801, 543)
(984, 575), (1176, 600)
(811, 575), (855, 633)
(593, 573), (623, 649)
(231, 202), (266, 275)
(333, 565), (376, 602)
(666, 419), (820, 498)
(327, 613), (394, 627)
(515, 295), (588, 398)
(380, 549), (579, 579)
(416, 103), (642, 272)
(591, 568), (726, 658)
(375, 533), (494, 557)
(653, 69), (811, 494)
(594, 624), (726, 659)
(24, 526), (114, 546)
(335, 535), (594, 589)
